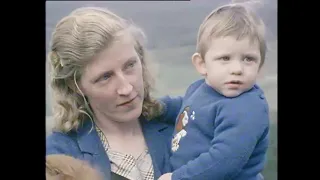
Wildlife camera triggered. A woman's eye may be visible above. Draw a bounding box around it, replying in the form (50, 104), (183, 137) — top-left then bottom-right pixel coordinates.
(127, 61), (136, 68)
(100, 72), (112, 81)
(128, 62), (135, 68)
(125, 60), (137, 70)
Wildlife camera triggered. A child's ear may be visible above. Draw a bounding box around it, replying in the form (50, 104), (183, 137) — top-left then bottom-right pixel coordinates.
(257, 64), (264, 77)
(191, 53), (207, 76)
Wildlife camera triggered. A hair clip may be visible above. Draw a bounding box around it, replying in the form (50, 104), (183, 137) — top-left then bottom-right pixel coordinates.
(51, 51), (64, 67)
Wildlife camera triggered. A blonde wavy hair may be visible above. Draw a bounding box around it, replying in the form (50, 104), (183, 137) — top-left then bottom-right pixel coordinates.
(48, 7), (163, 133)
(196, 0), (267, 67)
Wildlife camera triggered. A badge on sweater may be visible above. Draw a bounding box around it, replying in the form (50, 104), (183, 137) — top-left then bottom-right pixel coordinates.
(171, 106), (194, 152)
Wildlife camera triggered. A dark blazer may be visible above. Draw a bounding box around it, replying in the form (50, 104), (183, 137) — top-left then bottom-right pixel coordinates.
(46, 96), (183, 180)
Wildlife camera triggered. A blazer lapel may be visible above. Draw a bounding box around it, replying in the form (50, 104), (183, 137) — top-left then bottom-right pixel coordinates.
(141, 118), (169, 179)
(75, 118), (170, 180)
(76, 120), (111, 180)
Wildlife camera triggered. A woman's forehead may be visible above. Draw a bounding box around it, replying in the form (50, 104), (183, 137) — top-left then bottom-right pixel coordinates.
(82, 39), (138, 79)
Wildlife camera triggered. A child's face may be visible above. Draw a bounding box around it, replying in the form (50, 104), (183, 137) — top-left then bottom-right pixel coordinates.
(202, 36), (261, 97)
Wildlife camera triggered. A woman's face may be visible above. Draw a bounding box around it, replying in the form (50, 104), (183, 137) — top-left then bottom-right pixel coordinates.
(79, 37), (144, 123)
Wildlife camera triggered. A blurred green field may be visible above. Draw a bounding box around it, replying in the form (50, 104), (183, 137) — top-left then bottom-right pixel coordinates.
(262, 122), (277, 180)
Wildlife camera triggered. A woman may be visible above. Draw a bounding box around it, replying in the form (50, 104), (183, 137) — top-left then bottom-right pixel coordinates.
(46, 7), (182, 180)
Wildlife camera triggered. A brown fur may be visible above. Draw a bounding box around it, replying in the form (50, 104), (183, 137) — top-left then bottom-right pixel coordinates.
(175, 113), (184, 132)
(46, 154), (103, 180)
(175, 106), (190, 132)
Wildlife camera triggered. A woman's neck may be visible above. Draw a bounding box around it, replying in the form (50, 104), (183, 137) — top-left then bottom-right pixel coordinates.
(94, 113), (142, 138)
(93, 110), (147, 157)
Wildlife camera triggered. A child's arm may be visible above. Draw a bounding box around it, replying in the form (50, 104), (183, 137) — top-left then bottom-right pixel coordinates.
(171, 96), (270, 180)
(157, 79), (205, 125)
(157, 95), (183, 124)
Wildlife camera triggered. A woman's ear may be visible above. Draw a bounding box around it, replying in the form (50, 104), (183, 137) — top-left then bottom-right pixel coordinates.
(67, 81), (81, 95)
(191, 53), (207, 76)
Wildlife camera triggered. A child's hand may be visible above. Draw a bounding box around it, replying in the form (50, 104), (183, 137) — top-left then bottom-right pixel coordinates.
(158, 173), (172, 180)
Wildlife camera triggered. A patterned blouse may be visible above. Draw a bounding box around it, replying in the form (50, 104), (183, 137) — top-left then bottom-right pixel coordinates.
(96, 126), (154, 180)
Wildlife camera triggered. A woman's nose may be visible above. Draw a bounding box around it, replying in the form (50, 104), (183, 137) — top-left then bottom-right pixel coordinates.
(116, 75), (133, 96)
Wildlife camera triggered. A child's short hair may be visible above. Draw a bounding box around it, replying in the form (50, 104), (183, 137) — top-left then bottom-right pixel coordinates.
(46, 154), (103, 180)
(196, 2), (267, 67)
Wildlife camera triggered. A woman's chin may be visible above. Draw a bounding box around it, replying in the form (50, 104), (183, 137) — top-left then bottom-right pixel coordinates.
(116, 104), (143, 123)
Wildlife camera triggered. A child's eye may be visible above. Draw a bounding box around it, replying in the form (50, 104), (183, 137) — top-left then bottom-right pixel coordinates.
(220, 56), (230, 61)
(243, 56), (256, 62)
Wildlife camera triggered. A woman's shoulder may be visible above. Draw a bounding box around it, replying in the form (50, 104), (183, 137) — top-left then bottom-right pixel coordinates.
(142, 116), (175, 127)
(141, 118), (175, 139)
(46, 130), (82, 157)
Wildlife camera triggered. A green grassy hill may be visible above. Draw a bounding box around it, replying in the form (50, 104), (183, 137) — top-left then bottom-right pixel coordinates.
(262, 122), (277, 180)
